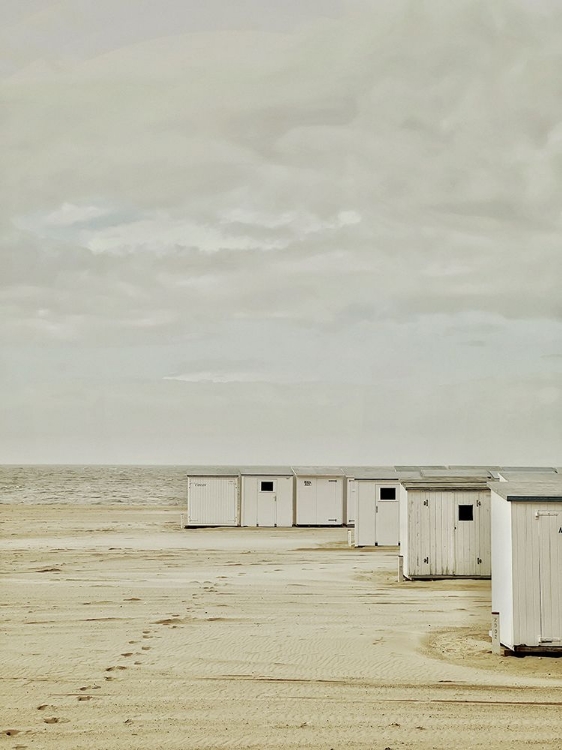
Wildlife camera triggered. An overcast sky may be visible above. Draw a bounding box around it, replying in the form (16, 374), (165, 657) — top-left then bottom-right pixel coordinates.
(1, 0), (561, 465)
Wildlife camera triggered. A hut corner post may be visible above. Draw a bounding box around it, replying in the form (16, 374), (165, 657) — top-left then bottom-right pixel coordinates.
(397, 555), (404, 582)
(491, 612), (501, 654)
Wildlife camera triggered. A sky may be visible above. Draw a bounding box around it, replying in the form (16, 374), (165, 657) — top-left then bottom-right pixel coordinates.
(1, 0), (561, 465)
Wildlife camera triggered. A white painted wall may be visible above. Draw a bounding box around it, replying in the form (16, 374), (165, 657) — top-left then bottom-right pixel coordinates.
(295, 476), (343, 525)
(512, 501), (562, 648)
(241, 475), (294, 527)
(187, 476), (239, 526)
(399, 484), (409, 574)
(345, 478), (357, 525)
(491, 489), (514, 648)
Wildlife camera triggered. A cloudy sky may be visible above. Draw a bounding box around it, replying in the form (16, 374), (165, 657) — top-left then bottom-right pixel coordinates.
(1, 0), (561, 465)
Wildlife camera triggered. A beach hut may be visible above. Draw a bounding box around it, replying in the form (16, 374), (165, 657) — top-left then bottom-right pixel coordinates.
(490, 479), (562, 653)
(294, 467), (344, 526)
(344, 466), (397, 526)
(186, 467), (240, 527)
(240, 467), (294, 527)
(399, 471), (492, 579)
(344, 467), (400, 545)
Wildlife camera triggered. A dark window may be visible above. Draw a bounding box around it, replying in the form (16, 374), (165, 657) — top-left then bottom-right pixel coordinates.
(458, 504), (473, 521)
(260, 481), (274, 492)
(380, 487), (396, 500)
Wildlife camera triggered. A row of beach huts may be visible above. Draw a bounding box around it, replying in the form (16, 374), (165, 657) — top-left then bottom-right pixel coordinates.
(185, 464), (562, 654)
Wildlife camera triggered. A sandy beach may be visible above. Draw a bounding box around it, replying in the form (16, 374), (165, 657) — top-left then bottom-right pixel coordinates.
(2, 504), (562, 749)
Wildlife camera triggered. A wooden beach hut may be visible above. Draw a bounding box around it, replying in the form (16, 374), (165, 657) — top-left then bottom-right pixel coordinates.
(490, 478), (562, 653)
(399, 471), (492, 579)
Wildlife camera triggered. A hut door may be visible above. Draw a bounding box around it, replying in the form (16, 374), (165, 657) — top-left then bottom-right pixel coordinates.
(454, 497), (478, 576)
(323, 478), (341, 524)
(538, 513), (562, 643)
(375, 486), (399, 546)
(257, 480), (277, 527)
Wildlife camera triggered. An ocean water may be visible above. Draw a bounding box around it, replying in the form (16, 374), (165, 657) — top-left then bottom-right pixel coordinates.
(0, 465), (188, 506)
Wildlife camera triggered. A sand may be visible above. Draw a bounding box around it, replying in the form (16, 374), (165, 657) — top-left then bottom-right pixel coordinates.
(2, 504), (562, 749)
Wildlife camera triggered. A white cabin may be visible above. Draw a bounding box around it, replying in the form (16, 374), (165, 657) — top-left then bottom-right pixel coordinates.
(400, 473), (492, 579)
(240, 467), (294, 527)
(294, 467), (344, 526)
(344, 467), (400, 546)
(490, 480), (562, 653)
(343, 466), (397, 527)
(186, 467), (240, 527)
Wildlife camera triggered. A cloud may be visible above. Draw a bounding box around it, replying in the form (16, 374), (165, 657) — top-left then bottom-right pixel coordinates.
(14, 204), (362, 256)
(43, 202), (113, 227)
(165, 370), (279, 384)
(1, 1), (561, 460)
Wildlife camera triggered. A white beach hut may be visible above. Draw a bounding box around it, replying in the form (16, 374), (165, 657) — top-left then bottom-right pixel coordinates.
(240, 467), (294, 527)
(344, 467), (400, 546)
(344, 466), (397, 527)
(186, 467), (240, 527)
(490, 479), (562, 653)
(399, 471), (492, 579)
(294, 467), (344, 526)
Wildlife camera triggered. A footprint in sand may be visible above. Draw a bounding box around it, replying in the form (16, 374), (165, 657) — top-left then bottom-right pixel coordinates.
(141, 646), (151, 651)
(134, 661), (142, 665)
(4, 730), (21, 737)
(105, 666), (127, 672)
(79, 685), (100, 691)
(121, 652), (133, 657)
(77, 696), (93, 702)
(44, 717), (69, 725)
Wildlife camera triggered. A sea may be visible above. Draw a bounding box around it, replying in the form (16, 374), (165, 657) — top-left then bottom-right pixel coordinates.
(0, 465), (188, 506)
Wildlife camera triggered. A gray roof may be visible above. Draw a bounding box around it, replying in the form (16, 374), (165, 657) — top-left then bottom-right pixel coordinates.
(488, 479), (562, 502)
(401, 476), (490, 491)
(499, 466), (558, 473)
(292, 466), (344, 477)
(238, 466), (294, 476)
(420, 468), (493, 479)
(394, 470), (423, 479)
(183, 464), (559, 481)
(185, 466), (240, 477)
(395, 465), (447, 472)
(497, 471), (560, 482)
(449, 465), (501, 471)
(343, 466), (398, 480)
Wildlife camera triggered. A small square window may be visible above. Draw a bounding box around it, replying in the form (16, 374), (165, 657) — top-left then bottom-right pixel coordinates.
(260, 481), (274, 492)
(458, 504), (473, 521)
(379, 487), (396, 500)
